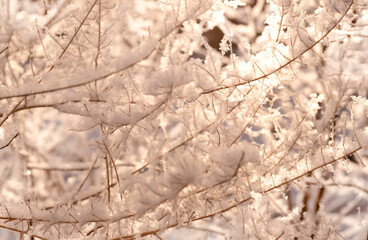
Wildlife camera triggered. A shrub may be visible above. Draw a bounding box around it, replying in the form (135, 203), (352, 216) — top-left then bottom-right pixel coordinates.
(0, 0), (368, 239)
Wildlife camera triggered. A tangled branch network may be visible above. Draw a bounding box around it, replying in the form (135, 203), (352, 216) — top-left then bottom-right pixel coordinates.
(0, 0), (368, 239)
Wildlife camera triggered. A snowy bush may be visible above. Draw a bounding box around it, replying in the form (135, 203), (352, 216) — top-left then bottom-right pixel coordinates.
(0, 0), (368, 239)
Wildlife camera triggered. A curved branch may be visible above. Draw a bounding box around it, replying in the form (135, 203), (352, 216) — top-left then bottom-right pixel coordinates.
(0, 1), (215, 101)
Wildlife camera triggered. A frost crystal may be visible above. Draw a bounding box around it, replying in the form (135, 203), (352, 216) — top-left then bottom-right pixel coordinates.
(0, 0), (367, 239)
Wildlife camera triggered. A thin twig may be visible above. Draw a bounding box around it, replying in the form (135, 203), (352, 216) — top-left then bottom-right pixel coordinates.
(0, 133), (19, 150)
(0, 47), (8, 55)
